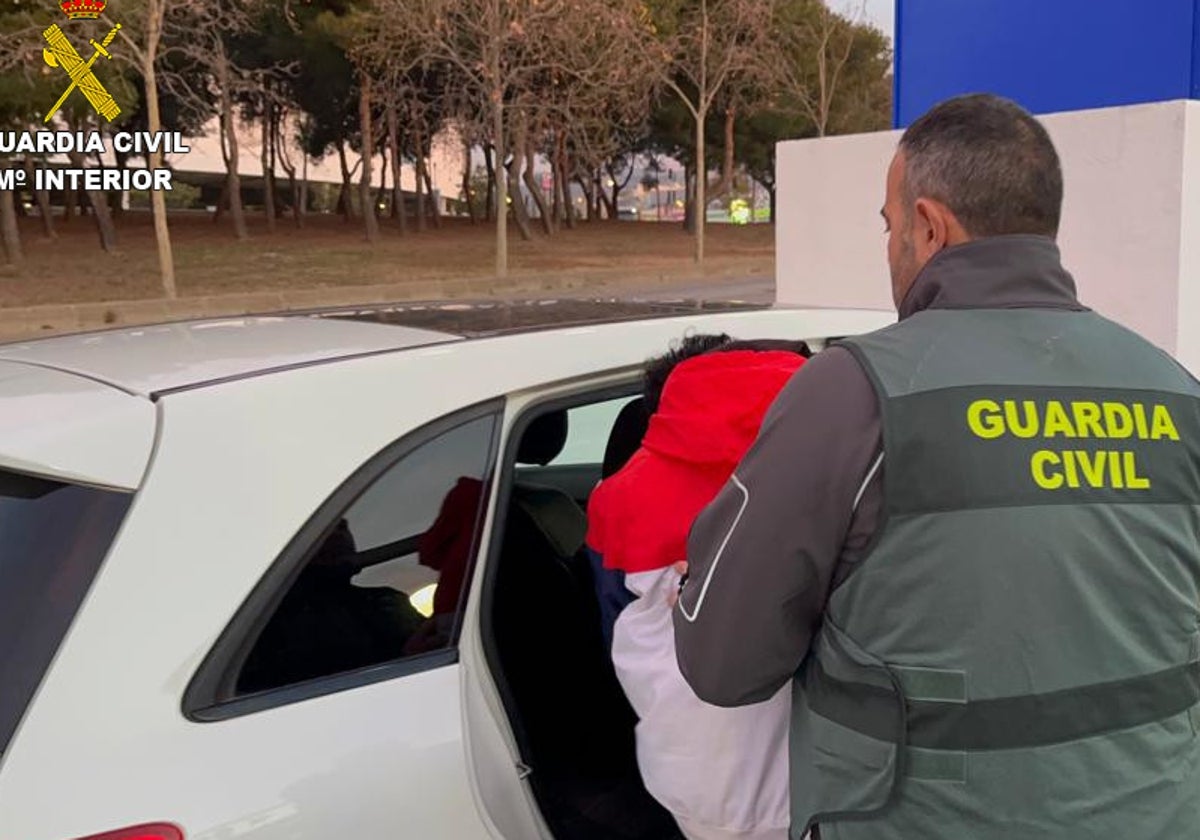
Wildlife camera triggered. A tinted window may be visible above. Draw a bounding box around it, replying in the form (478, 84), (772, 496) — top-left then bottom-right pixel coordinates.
(0, 471), (131, 755)
(236, 415), (497, 695)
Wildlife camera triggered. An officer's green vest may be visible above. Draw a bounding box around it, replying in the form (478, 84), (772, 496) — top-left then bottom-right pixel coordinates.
(793, 307), (1200, 840)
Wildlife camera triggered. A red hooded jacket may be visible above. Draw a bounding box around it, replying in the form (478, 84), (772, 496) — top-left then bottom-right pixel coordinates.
(586, 349), (806, 575)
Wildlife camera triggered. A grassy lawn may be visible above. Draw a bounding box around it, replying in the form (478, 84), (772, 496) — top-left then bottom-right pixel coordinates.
(0, 210), (775, 308)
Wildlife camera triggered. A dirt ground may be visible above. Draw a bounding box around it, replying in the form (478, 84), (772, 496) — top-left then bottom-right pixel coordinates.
(0, 210), (775, 308)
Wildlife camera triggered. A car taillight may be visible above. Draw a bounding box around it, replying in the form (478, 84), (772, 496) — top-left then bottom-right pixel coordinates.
(71, 824), (183, 840)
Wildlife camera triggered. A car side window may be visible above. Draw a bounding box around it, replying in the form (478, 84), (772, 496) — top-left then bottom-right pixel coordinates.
(235, 414), (497, 696)
(549, 397), (639, 466)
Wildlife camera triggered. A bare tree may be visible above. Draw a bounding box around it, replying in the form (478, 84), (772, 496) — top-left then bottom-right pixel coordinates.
(773, 0), (869, 138)
(384, 0), (535, 275)
(23, 157), (56, 240)
(357, 69), (379, 242)
(107, 0), (178, 293)
(772, 0), (888, 136)
(384, 96), (406, 233)
(373, 0), (653, 273)
(110, 0), (266, 250)
(275, 108), (305, 228)
(635, 0), (776, 263)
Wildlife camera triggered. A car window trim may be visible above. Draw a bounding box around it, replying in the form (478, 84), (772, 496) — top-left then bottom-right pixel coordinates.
(183, 398), (503, 722)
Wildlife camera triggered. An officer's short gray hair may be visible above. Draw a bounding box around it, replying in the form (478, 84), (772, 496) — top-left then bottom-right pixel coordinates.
(899, 93), (1062, 239)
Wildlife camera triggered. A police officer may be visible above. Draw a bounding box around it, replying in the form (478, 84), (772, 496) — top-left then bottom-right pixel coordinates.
(673, 93), (1200, 839)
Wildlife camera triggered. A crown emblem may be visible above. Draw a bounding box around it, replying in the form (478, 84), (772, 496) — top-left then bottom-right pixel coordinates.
(60, 0), (106, 20)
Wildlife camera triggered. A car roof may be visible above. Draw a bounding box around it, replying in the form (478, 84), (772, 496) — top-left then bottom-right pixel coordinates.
(0, 298), (768, 397)
(0, 315), (458, 397)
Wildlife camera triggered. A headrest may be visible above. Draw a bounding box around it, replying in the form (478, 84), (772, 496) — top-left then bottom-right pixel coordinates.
(602, 398), (649, 478)
(517, 410), (568, 465)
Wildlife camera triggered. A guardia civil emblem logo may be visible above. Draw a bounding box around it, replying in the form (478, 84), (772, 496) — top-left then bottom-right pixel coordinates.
(42, 0), (122, 124)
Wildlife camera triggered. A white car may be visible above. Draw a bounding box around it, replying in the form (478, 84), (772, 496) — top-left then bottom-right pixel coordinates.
(0, 299), (891, 840)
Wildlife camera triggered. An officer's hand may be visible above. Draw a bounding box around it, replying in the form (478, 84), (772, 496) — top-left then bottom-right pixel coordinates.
(666, 561), (688, 608)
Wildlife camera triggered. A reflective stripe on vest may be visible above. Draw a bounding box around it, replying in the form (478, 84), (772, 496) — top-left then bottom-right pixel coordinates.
(807, 658), (1200, 751)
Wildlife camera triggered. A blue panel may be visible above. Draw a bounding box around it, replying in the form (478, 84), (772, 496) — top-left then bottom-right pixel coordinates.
(895, 0), (1200, 127)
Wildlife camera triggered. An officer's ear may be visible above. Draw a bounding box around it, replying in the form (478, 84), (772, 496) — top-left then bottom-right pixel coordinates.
(912, 196), (957, 257)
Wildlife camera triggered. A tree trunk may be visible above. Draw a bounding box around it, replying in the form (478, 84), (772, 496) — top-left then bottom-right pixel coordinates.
(414, 122), (427, 233)
(523, 141), (552, 235)
(269, 104), (279, 223)
(706, 106), (736, 207)
(285, 164), (300, 227)
(261, 99), (276, 233)
(0, 185), (21, 265)
(275, 116), (300, 228)
(358, 73), (379, 243)
(218, 59), (248, 240)
(299, 152), (308, 227)
(67, 148), (117, 252)
(462, 135), (476, 224)
(387, 101), (406, 233)
(63, 183), (76, 223)
(549, 163), (563, 228)
(108, 144), (124, 219)
(379, 148), (387, 208)
(609, 160), (635, 217)
(492, 92), (507, 276)
(597, 170), (615, 219)
(423, 158), (441, 229)
(506, 155), (533, 242)
(683, 163), (695, 234)
(483, 144), (496, 222)
(694, 107), (706, 263)
(575, 175), (595, 222)
(212, 178), (228, 222)
(554, 134), (574, 229)
(559, 171), (576, 227)
(142, 35), (177, 296)
(25, 158), (55, 240)
(335, 139), (355, 220)
(608, 165), (620, 218)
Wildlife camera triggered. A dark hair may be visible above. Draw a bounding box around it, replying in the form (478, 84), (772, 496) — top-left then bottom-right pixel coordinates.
(642, 334), (812, 414)
(643, 333), (732, 413)
(899, 93), (1062, 239)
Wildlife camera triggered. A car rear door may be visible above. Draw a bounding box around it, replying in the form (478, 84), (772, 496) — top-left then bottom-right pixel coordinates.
(0, 361), (154, 822)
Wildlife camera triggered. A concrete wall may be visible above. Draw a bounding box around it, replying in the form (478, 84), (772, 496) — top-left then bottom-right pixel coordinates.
(776, 99), (1200, 373)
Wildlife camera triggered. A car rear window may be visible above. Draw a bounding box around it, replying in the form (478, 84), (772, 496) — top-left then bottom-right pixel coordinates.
(0, 470), (131, 757)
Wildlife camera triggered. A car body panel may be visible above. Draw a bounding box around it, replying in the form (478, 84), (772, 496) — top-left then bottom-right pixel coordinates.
(0, 306), (894, 839)
(0, 317), (458, 396)
(0, 360), (155, 489)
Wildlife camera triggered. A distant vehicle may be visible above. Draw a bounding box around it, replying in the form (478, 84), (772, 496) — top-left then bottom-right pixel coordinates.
(617, 206), (640, 220)
(0, 300), (890, 840)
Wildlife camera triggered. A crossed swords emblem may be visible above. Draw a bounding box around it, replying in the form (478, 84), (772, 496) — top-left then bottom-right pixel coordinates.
(42, 22), (122, 123)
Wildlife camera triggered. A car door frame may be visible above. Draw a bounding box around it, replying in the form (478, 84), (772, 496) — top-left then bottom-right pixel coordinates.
(458, 373), (644, 839)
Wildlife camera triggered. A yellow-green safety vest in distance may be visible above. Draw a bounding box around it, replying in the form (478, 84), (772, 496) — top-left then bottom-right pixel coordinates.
(794, 308), (1200, 840)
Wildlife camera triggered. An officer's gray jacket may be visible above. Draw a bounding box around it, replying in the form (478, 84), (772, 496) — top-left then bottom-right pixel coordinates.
(676, 235), (1200, 839)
